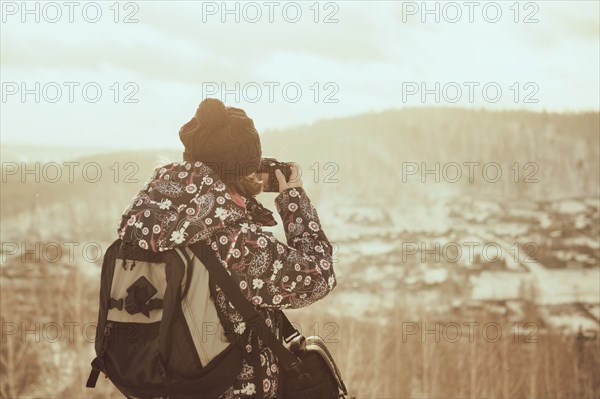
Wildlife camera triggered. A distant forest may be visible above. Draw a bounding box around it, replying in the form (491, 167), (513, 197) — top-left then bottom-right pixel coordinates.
(265, 108), (599, 203)
(2, 108), (599, 220)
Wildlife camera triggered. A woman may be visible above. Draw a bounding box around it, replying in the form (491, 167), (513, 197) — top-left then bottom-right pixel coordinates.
(117, 98), (336, 398)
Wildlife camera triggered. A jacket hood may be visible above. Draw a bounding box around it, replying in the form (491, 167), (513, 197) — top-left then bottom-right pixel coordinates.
(118, 161), (276, 252)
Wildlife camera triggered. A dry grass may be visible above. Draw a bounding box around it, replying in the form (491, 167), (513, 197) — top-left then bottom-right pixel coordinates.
(1, 262), (598, 398)
(288, 306), (600, 399)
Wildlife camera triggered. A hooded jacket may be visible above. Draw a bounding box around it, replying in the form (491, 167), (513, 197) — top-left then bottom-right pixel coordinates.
(117, 161), (336, 398)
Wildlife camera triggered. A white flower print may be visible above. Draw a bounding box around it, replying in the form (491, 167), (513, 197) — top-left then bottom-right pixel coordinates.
(271, 259), (283, 281)
(217, 196), (225, 205)
(308, 221), (319, 232)
(215, 207), (229, 220)
(139, 239), (148, 250)
(252, 278), (264, 289)
(219, 236), (228, 245)
(272, 294), (282, 305)
(240, 280), (247, 290)
(289, 188), (298, 197)
(232, 248), (241, 258)
(234, 322), (246, 335)
(127, 216), (136, 226)
(304, 276), (312, 285)
(178, 172), (188, 178)
(236, 383), (255, 396)
(135, 222), (143, 229)
(185, 184), (197, 194)
(159, 199), (172, 210)
(144, 210), (151, 217)
(214, 182), (226, 191)
(251, 295), (263, 305)
(206, 218), (212, 225)
(203, 176), (213, 185)
(153, 225), (161, 234)
(288, 203), (298, 212)
(257, 237), (268, 248)
(170, 230), (186, 244)
(186, 207), (195, 215)
(240, 222), (249, 233)
(320, 259), (331, 270)
(142, 227), (149, 235)
(263, 378), (271, 393)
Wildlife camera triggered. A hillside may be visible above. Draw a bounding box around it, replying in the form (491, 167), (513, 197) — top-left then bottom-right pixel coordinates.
(261, 108), (599, 203)
(3, 108), (598, 215)
(1, 107), (599, 398)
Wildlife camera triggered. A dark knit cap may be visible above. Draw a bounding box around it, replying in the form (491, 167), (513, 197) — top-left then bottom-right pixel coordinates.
(179, 98), (262, 181)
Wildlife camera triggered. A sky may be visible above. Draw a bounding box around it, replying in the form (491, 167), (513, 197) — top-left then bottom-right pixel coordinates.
(1, 0), (599, 149)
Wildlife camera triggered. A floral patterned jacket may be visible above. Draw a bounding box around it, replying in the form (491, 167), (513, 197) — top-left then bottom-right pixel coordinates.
(117, 161), (336, 398)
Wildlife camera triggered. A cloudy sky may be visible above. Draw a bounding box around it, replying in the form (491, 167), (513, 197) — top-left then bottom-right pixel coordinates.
(1, 0), (599, 149)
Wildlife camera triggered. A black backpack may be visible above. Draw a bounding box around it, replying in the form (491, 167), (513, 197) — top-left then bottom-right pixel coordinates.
(86, 239), (349, 398)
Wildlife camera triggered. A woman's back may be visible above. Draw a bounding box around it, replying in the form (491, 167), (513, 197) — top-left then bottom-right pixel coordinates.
(113, 99), (336, 397)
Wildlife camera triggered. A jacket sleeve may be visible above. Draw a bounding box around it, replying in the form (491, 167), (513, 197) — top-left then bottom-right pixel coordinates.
(222, 187), (336, 309)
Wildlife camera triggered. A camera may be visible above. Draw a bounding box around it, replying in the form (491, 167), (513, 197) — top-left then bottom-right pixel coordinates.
(258, 157), (292, 192)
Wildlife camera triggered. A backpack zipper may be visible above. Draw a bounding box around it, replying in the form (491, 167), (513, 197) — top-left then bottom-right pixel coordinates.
(104, 322), (113, 340)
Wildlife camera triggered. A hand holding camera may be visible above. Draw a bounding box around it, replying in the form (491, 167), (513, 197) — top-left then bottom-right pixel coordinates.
(275, 162), (302, 192)
(259, 158), (303, 193)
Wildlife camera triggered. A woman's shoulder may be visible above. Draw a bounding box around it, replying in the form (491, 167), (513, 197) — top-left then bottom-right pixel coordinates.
(147, 160), (223, 183)
(151, 160), (200, 174)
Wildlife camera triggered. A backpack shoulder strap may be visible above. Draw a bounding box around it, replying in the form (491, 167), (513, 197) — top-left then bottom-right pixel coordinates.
(188, 241), (302, 372)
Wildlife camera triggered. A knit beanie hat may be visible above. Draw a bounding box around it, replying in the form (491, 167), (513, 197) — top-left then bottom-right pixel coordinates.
(179, 98), (262, 181)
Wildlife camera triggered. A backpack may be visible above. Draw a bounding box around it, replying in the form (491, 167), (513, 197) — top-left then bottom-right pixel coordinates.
(86, 239), (350, 398)
(86, 239), (245, 398)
